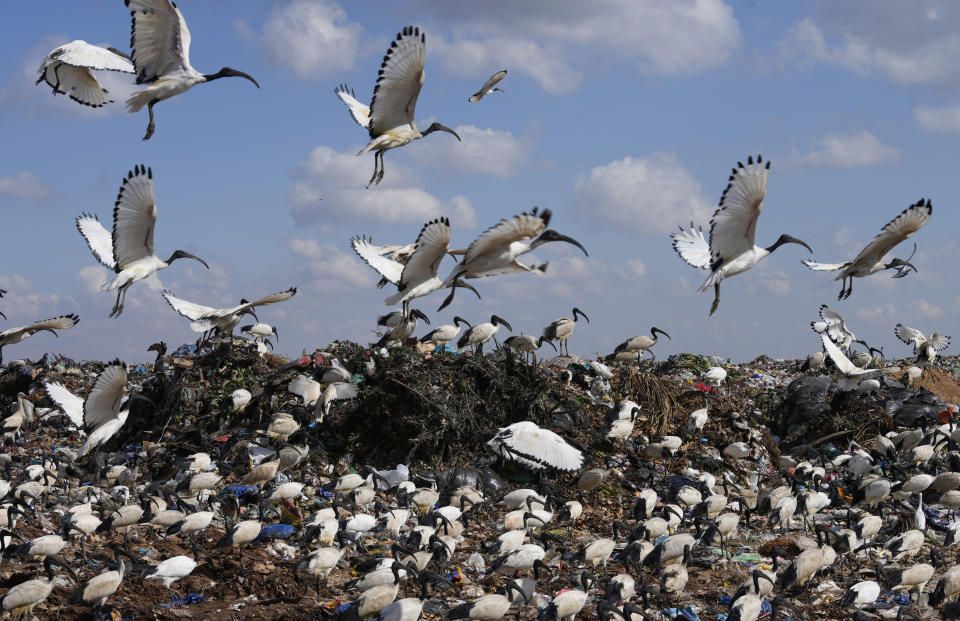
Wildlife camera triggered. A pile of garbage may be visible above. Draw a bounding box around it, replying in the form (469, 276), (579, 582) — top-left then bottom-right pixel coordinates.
(0, 343), (957, 620)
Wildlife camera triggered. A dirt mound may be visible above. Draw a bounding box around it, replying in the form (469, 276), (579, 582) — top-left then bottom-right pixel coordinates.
(914, 366), (960, 403)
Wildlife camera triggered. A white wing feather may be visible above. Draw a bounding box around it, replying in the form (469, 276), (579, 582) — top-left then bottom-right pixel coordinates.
(37, 41), (134, 108)
(352, 236), (404, 285)
(895, 324), (924, 346)
(0, 314), (80, 342)
(488, 421), (583, 472)
(670, 224), (711, 269)
(927, 333), (951, 352)
(853, 199), (932, 265)
(801, 260), (849, 272)
(112, 165), (156, 270)
(463, 209), (549, 267)
(76, 214), (116, 269)
(708, 156), (770, 267)
(45, 382), (85, 428)
(469, 69), (507, 102)
(127, 0), (193, 82)
(335, 84), (370, 128)
(813, 325), (867, 376)
(161, 290), (217, 322)
(368, 26), (425, 134)
(83, 363), (128, 430)
(398, 218), (450, 289)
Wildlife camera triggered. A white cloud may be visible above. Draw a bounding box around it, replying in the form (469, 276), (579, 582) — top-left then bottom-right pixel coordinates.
(288, 145), (476, 227)
(914, 105), (960, 132)
(572, 153), (712, 234)
(789, 131), (900, 168)
(779, 16), (960, 86)
(429, 0), (741, 94)
(0, 171), (52, 200)
(410, 125), (533, 177)
(77, 266), (107, 294)
(856, 303), (897, 321)
(745, 266), (791, 298)
(0, 273), (70, 320)
(287, 238), (374, 288)
(917, 300), (944, 318)
(259, 0), (362, 79)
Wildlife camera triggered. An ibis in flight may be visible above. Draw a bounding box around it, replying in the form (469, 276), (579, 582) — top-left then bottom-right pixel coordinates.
(439, 208), (586, 310)
(36, 40), (134, 108)
(0, 314), (79, 366)
(895, 323), (951, 366)
(468, 69), (507, 102)
(335, 26), (460, 186)
(352, 217), (478, 314)
(124, 0), (260, 140)
(671, 155), (812, 315)
(161, 287), (297, 342)
(76, 165), (209, 317)
(802, 198), (930, 299)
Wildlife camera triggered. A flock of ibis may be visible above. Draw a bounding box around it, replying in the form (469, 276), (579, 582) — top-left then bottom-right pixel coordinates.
(1, 2), (956, 619)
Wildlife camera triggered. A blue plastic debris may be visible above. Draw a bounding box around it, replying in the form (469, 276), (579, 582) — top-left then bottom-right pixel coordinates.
(893, 594), (910, 605)
(133, 364), (147, 374)
(717, 595), (732, 605)
(257, 523), (297, 541)
(335, 604), (352, 613)
(662, 607), (700, 620)
(159, 593), (206, 607)
(349, 373), (364, 384)
(223, 485), (259, 499)
(761, 599), (772, 614)
(432, 344), (460, 355)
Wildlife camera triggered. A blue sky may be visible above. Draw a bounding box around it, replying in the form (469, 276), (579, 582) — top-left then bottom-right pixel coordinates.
(0, 0), (956, 364)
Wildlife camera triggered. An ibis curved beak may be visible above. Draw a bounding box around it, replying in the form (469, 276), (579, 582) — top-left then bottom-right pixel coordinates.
(454, 279), (481, 301)
(429, 123), (460, 141)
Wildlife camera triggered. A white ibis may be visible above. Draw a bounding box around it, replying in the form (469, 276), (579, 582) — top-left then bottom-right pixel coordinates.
(468, 69), (507, 102)
(70, 546), (134, 615)
(457, 315), (512, 354)
(803, 198), (930, 299)
(610, 327), (671, 362)
(0, 556), (74, 620)
(541, 308), (589, 356)
(812, 323), (875, 390)
(376, 309), (429, 348)
(503, 334), (557, 363)
(142, 553), (197, 589)
(812, 304), (859, 352)
(895, 323), (951, 365)
(931, 564), (960, 607)
(161, 287), (296, 341)
(353, 218), (478, 314)
(76, 165), (209, 317)
(0, 314), (79, 365)
(671, 155), (812, 315)
(420, 316), (470, 348)
(123, 0), (260, 140)
(77, 361), (147, 460)
(239, 323), (277, 345)
(36, 41), (134, 108)
(335, 26), (460, 186)
(439, 208), (586, 310)
(487, 421), (583, 472)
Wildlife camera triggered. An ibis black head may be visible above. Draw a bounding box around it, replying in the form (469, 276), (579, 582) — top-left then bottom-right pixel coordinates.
(533, 230), (588, 256)
(452, 316), (471, 328)
(572, 307), (590, 323)
(147, 341), (166, 355)
(421, 122), (460, 141)
(651, 326), (671, 340)
(411, 308), (430, 325)
(885, 256), (917, 276)
(491, 315), (512, 331)
(538, 336), (558, 351)
(166, 250), (209, 269)
(204, 67), (260, 88)
(766, 234), (812, 254)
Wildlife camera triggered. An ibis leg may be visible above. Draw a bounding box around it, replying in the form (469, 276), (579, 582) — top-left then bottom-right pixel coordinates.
(143, 99), (158, 141)
(710, 283), (721, 315)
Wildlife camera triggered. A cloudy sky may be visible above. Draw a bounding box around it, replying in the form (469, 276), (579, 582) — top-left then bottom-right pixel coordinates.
(0, 1), (957, 364)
